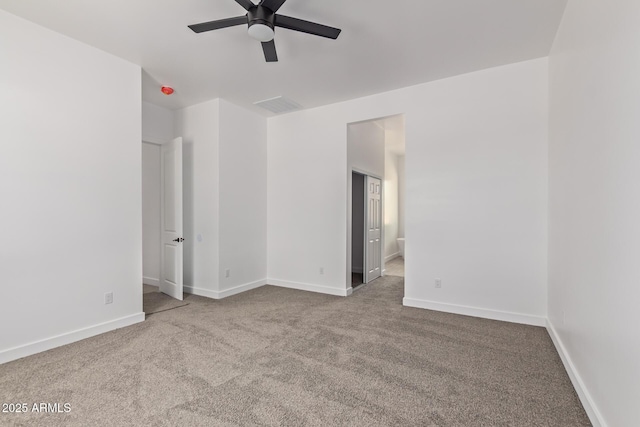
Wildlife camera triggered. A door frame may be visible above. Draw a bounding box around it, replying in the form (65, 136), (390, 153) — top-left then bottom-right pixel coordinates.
(347, 167), (384, 290)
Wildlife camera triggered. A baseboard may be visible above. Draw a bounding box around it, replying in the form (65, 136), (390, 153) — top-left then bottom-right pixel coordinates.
(143, 277), (159, 287)
(402, 298), (546, 327)
(385, 252), (400, 263)
(183, 285), (218, 299)
(218, 279), (267, 299)
(546, 320), (605, 427)
(268, 279), (351, 297)
(352, 267), (363, 274)
(184, 279), (267, 300)
(0, 312), (145, 365)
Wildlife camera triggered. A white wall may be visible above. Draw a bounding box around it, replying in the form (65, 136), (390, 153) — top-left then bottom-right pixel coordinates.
(142, 142), (161, 285)
(404, 60), (548, 325)
(174, 99), (268, 298)
(268, 57), (548, 322)
(142, 101), (174, 144)
(347, 121), (385, 177)
(548, 1), (640, 425)
(0, 10), (144, 363)
(218, 99), (267, 294)
(174, 99), (220, 295)
(384, 148), (400, 261)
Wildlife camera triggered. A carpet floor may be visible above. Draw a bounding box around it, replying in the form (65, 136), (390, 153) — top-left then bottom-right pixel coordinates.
(143, 289), (190, 315)
(0, 277), (590, 426)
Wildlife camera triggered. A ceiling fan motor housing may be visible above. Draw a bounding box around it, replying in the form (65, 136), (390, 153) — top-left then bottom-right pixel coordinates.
(248, 6), (275, 31)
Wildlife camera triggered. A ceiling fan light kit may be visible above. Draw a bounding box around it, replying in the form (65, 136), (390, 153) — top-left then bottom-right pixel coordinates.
(188, 0), (341, 62)
(247, 5), (275, 42)
(247, 23), (274, 42)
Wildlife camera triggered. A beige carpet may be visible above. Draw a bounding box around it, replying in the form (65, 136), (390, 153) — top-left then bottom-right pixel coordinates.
(143, 289), (190, 315)
(0, 277), (590, 426)
(143, 283), (159, 294)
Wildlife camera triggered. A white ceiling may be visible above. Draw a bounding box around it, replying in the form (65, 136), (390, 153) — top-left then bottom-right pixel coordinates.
(0, 0), (567, 116)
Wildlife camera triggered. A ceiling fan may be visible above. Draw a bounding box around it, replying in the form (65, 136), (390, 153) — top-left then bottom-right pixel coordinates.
(188, 0), (342, 62)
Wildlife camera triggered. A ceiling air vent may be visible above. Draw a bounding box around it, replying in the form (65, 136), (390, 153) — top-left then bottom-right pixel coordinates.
(254, 96), (302, 114)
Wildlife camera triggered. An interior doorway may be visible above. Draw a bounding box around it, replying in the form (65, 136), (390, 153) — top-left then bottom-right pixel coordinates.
(347, 115), (406, 292)
(351, 172), (365, 287)
(142, 141), (162, 291)
(141, 138), (185, 305)
(351, 171), (383, 288)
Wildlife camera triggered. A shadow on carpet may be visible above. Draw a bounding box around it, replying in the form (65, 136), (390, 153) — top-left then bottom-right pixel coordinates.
(143, 291), (189, 315)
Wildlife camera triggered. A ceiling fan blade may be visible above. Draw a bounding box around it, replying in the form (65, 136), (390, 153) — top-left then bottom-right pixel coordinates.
(188, 16), (247, 33)
(262, 40), (278, 62)
(259, 0), (288, 13)
(275, 15), (341, 39)
(235, 0), (255, 11)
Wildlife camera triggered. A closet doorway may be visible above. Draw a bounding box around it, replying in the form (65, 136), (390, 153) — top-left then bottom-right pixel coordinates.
(352, 171), (383, 288)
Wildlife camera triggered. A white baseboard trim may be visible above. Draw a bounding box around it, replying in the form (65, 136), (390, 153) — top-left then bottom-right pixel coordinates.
(184, 279), (267, 300)
(0, 312), (145, 365)
(219, 279), (267, 299)
(352, 267), (363, 274)
(143, 277), (160, 287)
(183, 285), (218, 299)
(268, 279), (351, 297)
(546, 320), (605, 427)
(402, 298), (546, 327)
(385, 252), (401, 263)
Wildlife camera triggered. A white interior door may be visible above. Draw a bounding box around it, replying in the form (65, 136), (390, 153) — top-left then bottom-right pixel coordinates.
(365, 176), (382, 283)
(160, 137), (183, 300)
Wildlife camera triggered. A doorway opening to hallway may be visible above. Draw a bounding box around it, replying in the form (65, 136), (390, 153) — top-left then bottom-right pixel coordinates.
(347, 114), (406, 292)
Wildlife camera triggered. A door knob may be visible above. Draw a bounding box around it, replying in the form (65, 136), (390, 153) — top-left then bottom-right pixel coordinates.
(173, 237), (185, 243)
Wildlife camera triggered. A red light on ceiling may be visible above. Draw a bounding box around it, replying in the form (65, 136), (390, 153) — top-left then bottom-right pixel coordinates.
(161, 86), (174, 95)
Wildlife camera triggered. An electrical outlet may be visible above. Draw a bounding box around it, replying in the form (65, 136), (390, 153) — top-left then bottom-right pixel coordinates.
(435, 278), (442, 288)
(319, 267), (324, 275)
(225, 269), (230, 278)
(105, 292), (113, 305)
